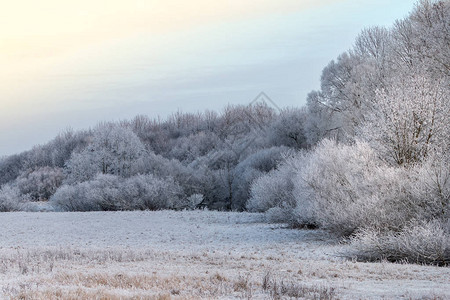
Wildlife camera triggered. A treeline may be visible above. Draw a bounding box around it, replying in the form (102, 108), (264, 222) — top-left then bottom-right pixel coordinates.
(0, 0), (449, 264)
(0, 103), (308, 212)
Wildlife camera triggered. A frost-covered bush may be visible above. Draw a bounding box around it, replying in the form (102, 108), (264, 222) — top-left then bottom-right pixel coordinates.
(350, 220), (450, 265)
(246, 163), (295, 213)
(265, 206), (293, 224)
(232, 146), (289, 210)
(20, 201), (56, 212)
(186, 194), (204, 210)
(290, 139), (449, 236)
(50, 174), (182, 211)
(360, 75), (449, 166)
(65, 123), (147, 184)
(122, 174), (183, 210)
(290, 140), (383, 234)
(15, 167), (65, 201)
(50, 175), (120, 211)
(0, 184), (29, 212)
(404, 155), (450, 224)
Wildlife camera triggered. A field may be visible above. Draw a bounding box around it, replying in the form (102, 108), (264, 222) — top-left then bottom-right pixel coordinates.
(0, 210), (449, 299)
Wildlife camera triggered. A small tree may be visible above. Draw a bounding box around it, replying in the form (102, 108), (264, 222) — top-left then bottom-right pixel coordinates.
(65, 123), (147, 183)
(16, 167), (65, 201)
(0, 184), (29, 212)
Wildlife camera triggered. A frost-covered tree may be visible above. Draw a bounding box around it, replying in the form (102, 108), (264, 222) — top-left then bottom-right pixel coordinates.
(390, 0), (450, 79)
(0, 184), (29, 212)
(247, 161), (296, 214)
(267, 108), (308, 149)
(0, 154), (26, 186)
(167, 131), (222, 163)
(305, 29), (391, 145)
(305, 1), (449, 147)
(50, 173), (183, 211)
(15, 167), (65, 201)
(232, 146), (289, 210)
(304, 90), (343, 145)
(47, 129), (91, 168)
(360, 74), (449, 166)
(65, 123), (147, 183)
(287, 139), (449, 236)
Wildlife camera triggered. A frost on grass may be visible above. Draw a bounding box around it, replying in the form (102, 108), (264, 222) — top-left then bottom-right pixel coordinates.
(0, 211), (449, 299)
(350, 221), (450, 265)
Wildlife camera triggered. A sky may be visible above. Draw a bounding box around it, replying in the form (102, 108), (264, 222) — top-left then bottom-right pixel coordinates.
(1, 0), (416, 156)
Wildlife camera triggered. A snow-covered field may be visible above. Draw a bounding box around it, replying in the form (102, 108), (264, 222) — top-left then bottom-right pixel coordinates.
(0, 210), (448, 299)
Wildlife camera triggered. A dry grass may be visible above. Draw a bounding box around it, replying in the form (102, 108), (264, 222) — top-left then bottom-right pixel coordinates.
(1, 248), (339, 299)
(261, 271), (336, 300)
(4, 271), (252, 299)
(1, 244), (449, 299)
(2, 246), (450, 299)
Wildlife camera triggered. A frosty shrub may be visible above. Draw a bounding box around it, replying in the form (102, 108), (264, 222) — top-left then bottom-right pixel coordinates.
(350, 220), (450, 265)
(50, 173), (182, 211)
(0, 184), (29, 212)
(360, 75), (449, 166)
(233, 146), (289, 210)
(122, 174), (183, 210)
(291, 140), (384, 235)
(265, 206), (292, 224)
(290, 139), (449, 237)
(50, 175), (120, 211)
(186, 194), (204, 210)
(65, 123), (147, 184)
(246, 162), (295, 214)
(15, 167), (65, 201)
(411, 155), (450, 220)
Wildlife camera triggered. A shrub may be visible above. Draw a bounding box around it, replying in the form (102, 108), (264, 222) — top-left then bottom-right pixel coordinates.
(123, 174), (183, 210)
(0, 184), (29, 212)
(15, 167), (65, 201)
(64, 124), (147, 184)
(247, 164), (295, 213)
(290, 139), (449, 236)
(265, 206), (292, 224)
(186, 194), (204, 210)
(50, 174), (183, 211)
(350, 220), (450, 265)
(232, 146), (289, 210)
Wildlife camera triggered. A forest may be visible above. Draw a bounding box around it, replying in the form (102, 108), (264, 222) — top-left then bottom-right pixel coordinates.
(1, 0), (449, 265)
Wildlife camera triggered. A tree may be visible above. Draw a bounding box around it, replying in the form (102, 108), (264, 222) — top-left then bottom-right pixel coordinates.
(232, 146), (289, 210)
(247, 163), (296, 214)
(0, 184), (29, 212)
(50, 173), (183, 212)
(360, 74), (449, 166)
(0, 154), (26, 186)
(394, 0), (450, 78)
(16, 167), (65, 201)
(267, 108), (308, 149)
(65, 123), (147, 184)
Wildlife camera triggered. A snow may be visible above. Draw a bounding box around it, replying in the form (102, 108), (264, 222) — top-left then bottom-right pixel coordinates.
(0, 210), (449, 299)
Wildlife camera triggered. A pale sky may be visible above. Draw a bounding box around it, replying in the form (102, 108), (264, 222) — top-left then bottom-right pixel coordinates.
(1, 0), (415, 156)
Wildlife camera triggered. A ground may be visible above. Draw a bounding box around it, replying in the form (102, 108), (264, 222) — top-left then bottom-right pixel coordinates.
(0, 210), (448, 299)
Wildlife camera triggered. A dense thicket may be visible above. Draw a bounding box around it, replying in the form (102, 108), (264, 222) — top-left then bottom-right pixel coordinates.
(0, 104), (307, 212)
(0, 0), (448, 265)
(248, 0), (450, 265)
